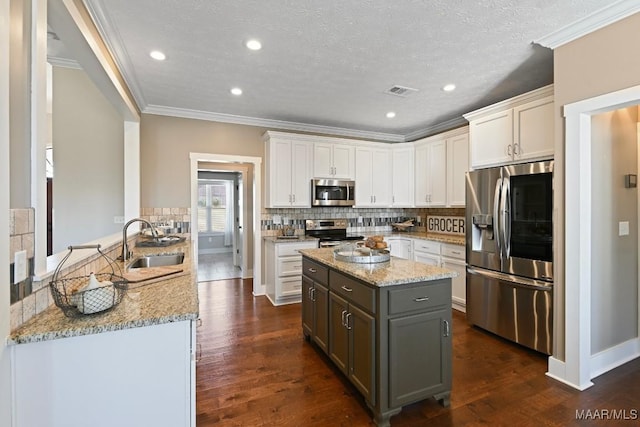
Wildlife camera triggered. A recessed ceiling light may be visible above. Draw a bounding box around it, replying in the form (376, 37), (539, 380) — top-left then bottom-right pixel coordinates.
(230, 87), (243, 96)
(245, 39), (262, 50)
(149, 50), (166, 61)
(386, 112), (396, 119)
(442, 83), (456, 92)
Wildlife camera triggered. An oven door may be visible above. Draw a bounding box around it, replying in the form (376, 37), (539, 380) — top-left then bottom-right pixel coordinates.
(312, 179), (355, 206)
(501, 160), (553, 282)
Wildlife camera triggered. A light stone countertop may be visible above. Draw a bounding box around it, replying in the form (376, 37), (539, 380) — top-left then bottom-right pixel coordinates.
(263, 235), (319, 243)
(8, 239), (198, 345)
(364, 231), (465, 246)
(299, 248), (457, 287)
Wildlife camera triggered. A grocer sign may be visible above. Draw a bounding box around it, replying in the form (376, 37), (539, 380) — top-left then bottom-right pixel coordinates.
(426, 216), (465, 236)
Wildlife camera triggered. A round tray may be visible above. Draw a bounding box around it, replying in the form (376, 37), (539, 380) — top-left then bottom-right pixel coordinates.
(333, 247), (391, 263)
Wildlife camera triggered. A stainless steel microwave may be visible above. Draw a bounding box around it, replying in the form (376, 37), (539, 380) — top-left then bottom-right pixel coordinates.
(311, 179), (355, 206)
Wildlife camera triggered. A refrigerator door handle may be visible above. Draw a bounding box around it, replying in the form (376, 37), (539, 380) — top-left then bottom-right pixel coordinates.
(501, 177), (511, 258)
(493, 177), (503, 257)
(467, 266), (553, 290)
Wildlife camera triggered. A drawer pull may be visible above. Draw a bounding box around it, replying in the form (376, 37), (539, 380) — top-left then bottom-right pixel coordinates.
(450, 251), (461, 255)
(341, 285), (353, 292)
(293, 265), (301, 269)
(414, 297), (430, 302)
(443, 320), (450, 337)
(308, 268), (317, 273)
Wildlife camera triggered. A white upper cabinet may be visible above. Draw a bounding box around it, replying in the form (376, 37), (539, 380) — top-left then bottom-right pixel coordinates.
(414, 127), (468, 208)
(355, 146), (391, 207)
(464, 85), (554, 169)
(264, 133), (312, 208)
(391, 145), (414, 207)
(313, 142), (355, 179)
(446, 133), (469, 207)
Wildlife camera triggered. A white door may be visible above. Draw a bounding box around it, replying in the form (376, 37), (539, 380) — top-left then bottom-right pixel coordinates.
(235, 173), (243, 269)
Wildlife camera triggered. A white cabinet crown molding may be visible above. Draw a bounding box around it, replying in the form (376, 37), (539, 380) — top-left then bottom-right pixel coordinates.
(463, 84), (554, 122)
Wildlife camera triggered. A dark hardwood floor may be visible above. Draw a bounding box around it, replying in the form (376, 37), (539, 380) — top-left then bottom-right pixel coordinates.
(196, 279), (640, 426)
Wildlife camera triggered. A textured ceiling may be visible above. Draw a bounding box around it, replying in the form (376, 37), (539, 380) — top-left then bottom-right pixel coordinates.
(73, 0), (619, 141)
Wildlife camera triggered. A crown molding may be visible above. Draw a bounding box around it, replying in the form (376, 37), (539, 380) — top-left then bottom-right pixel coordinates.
(404, 116), (468, 141)
(534, 0), (640, 49)
(143, 104), (406, 142)
(83, 0), (148, 111)
(47, 56), (82, 69)
(463, 84), (554, 121)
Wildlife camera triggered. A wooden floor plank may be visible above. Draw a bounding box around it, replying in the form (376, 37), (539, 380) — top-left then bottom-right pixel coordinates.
(196, 279), (640, 426)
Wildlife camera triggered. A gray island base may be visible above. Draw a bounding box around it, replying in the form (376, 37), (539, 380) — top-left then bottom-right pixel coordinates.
(299, 248), (455, 426)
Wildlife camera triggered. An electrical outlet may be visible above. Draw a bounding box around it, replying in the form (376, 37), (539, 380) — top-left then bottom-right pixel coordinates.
(14, 250), (27, 284)
(357, 216), (363, 224)
(114, 216), (125, 224)
(273, 215), (281, 225)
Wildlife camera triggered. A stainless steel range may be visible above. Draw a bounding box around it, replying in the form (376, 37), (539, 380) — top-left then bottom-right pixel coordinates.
(305, 219), (364, 248)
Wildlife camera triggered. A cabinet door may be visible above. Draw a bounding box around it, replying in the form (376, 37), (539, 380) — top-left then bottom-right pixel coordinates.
(414, 143), (429, 207)
(441, 257), (466, 312)
(291, 142), (311, 207)
(371, 148), (391, 206)
(469, 109), (513, 169)
(389, 310), (451, 407)
(313, 142), (334, 178)
(270, 140), (293, 207)
(302, 276), (313, 338)
(313, 282), (330, 354)
(332, 144), (355, 179)
(414, 251), (440, 266)
(388, 238), (411, 259)
(427, 140), (447, 206)
(354, 148), (374, 206)
(446, 133), (469, 207)
(329, 292), (349, 375)
(513, 96), (554, 162)
(349, 304), (375, 405)
(391, 147), (414, 207)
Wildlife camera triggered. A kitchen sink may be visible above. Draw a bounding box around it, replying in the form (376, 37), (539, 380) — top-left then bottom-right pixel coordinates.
(128, 253), (185, 268)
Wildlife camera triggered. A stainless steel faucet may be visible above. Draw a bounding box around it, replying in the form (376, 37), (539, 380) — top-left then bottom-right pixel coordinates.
(120, 218), (159, 263)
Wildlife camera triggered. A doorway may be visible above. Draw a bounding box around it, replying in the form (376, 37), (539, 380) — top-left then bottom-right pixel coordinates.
(196, 171), (241, 282)
(189, 152), (263, 296)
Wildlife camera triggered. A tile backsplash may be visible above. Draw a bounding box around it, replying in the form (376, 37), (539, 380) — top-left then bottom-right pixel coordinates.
(261, 207), (465, 235)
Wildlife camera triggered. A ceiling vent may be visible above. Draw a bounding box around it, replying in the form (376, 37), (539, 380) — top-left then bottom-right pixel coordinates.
(385, 85), (419, 97)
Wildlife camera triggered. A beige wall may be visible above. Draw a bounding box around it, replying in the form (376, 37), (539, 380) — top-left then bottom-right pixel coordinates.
(553, 12), (640, 359)
(140, 114), (266, 208)
(52, 66), (124, 253)
(590, 107), (638, 353)
(9, 0), (31, 208)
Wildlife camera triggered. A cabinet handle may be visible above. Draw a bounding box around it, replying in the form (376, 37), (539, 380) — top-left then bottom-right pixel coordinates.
(341, 285), (353, 292)
(292, 194), (296, 202)
(513, 143), (520, 155)
(507, 144), (512, 156)
(345, 312), (352, 330)
(443, 320), (450, 337)
(310, 287), (316, 302)
(450, 250), (461, 255)
(308, 268), (317, 273)
(341, 310), (347, 327)
(414, 296), (430, 302)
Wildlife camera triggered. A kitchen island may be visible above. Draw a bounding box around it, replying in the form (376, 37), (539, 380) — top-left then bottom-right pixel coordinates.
(299, 248), (456, 427)
(8, 239), (198, 427)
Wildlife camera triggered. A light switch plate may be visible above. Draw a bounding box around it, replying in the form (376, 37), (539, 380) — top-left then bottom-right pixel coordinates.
(14, 250), (27, 284)
(619, 221), (630, 236)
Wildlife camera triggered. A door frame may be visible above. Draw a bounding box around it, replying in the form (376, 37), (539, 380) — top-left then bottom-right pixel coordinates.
(548, 84), (640, 390)
(189, 153), (263, 296)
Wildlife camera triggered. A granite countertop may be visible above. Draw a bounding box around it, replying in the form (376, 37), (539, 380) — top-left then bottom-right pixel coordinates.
(263, 235), (319, 243)
(299, 248), (457, 287)
(8, 239), (199, 345)
(367, 231), (465, 246)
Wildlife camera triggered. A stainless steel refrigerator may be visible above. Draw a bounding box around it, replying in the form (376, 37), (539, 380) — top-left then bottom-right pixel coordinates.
(465, 160), (553, 354)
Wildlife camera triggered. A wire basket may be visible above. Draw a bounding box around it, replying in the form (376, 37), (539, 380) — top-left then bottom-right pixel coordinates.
(49, 245), (128, 318)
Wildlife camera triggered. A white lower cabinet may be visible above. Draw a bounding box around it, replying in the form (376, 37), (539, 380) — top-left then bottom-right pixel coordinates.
(412, 239), (466, 312)
(441, 243), (466, 312)
(387, 237), (412, 259)
(12, 320), (195, 427)
(265, 239), (318, 305)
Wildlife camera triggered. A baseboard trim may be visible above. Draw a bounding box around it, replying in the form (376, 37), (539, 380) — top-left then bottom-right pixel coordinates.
(546, 356), (594, 391)
(591, 337), (640, 379)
